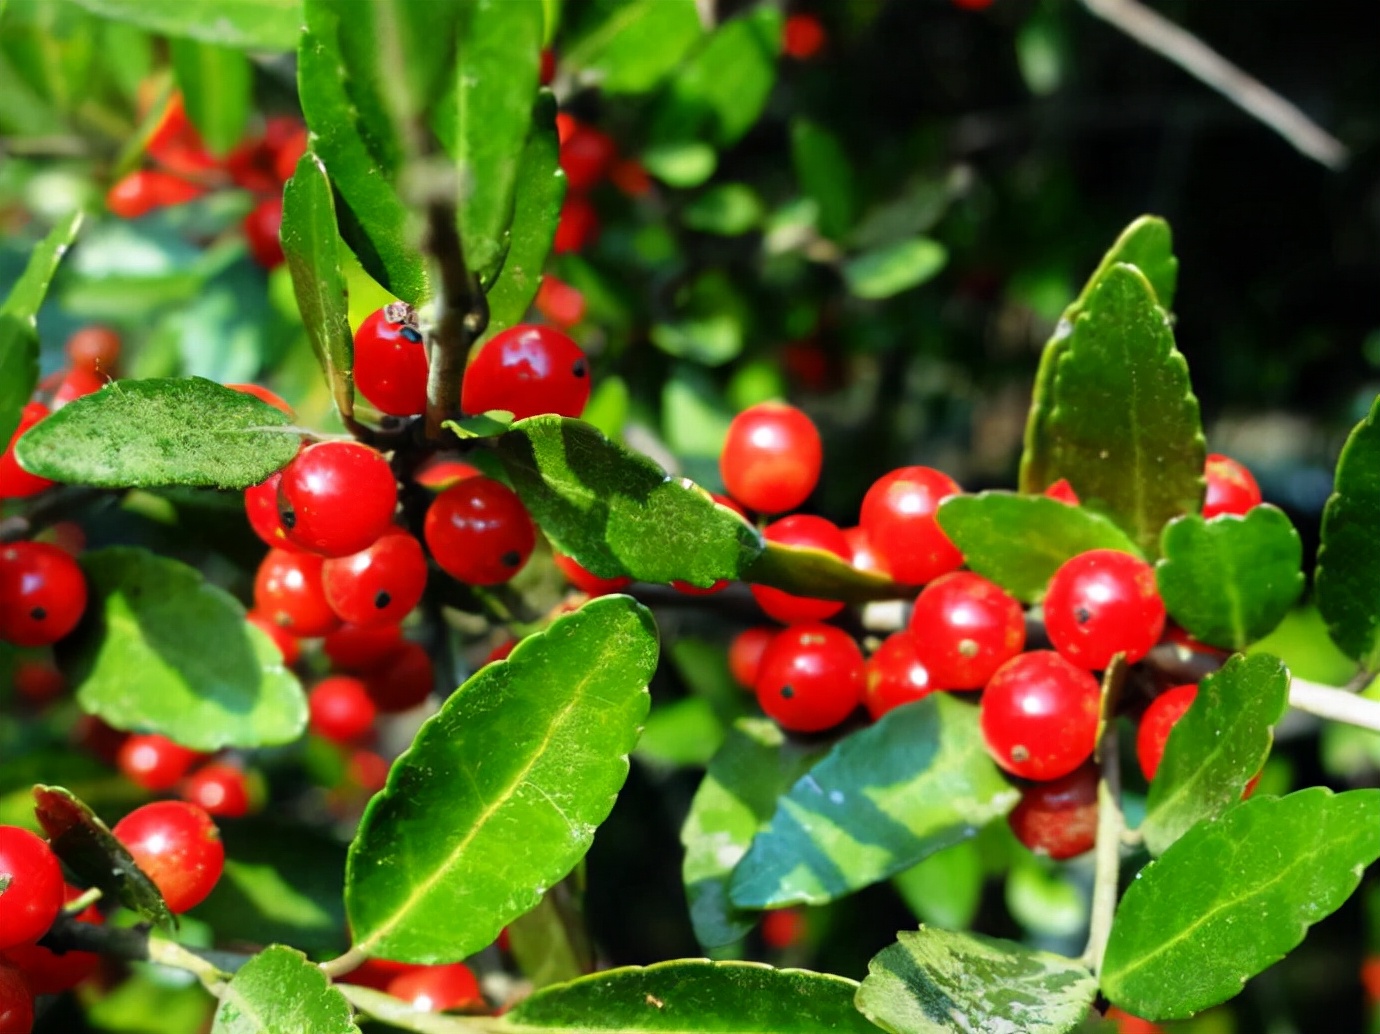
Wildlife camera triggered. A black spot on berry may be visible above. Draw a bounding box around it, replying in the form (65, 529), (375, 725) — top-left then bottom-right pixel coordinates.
(374, 590), (391, 610)
(30, 607), (46, 622)
(501, 550), (521, 568)
(1075, 606), (1092, 625)
(571, 359), (587, 378)
(401, 326), (423, 344)
(780, 684), (795, 699)
(279, 508), (296, 530)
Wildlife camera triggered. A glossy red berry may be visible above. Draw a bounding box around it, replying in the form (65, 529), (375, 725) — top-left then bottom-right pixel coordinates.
(321, 530), (428, 627)
(0, 402), (55, 499)
(245, 470), (302, 552)
(106, 169), (206, 219)
(553, 550), (632, 596)
(247, 608), (302, 665)
(0, 827), (65, 950)
(1, 883), (103, 995)
(1044, 479), (1079, 506)
(309, 675), (377, 743)
(980, 650), (1101, 781)
(484, 638), (517, 665)
(556, 114), (617, 192)
(253, 548), (340, 637)
(413, 456), (481, 490)
(1104, 1007), (1166, 1034)
(863, 631), (935, 720)
(782, 13), (826, 59)
(145, 94), (217, 177)
(859, 466), (963, 586)
(462, 324), (591, 420)
(66, 325), (122, 375)
(354, 307), (429, 416)
(0, 541), (88, 647)
(1203, 453), (1262, 519)
(1136, 683), (1198, 781)
(324, 622), (403, 672)
(761, 907), (807, 950)
(180, 762), (253, 819)
(535, 275), (587, 327)
(1007, 762), (1099, 860)
(424, 476), (536, 585)
(1044, 549), (1165, 669)
(51, 366), (106, 409)
(243, 196), (285, 269)
(720, 402), (822, 514)
(113, 801), (224, 914)
(386, 961), (484, 1012)
(842, 526), (889, 577)
(13, 659), (64, 706)
(117, 734), (205, 792)
(750, 515), (849, 624)
(361, 640), (434, 714)
(277, 442), (398, 558)
(553, 193), (599, 254)
(754, 623), (864, 733)
(909, 572), (1025, 690)
(0, 962), (33, 1033)
(272, 123), (311, 184)
(729, 626), (777, 690)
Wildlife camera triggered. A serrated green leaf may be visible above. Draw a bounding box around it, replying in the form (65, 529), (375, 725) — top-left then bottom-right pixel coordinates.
(169, 38), (250, 155)
(1317, 393), (1380, 671)
(68, 0), (301, 50)
(1103, 788), (1380, 1020)
(937, 492), (1142, 603)
(681, 718), (831, 948)
(506, 960), (879, 1033)
(1140, 653), (1290, 856)
(892, 841), (983, 932)
(842, 238), (947, 300)
(857, 927), (1096, 1034)
(508, 879), (593, 989)
(791, 119), (855, 242)
(1020, 215), (1178, 495)
(1156, 507), (1303, 651)
(1036, 264), (1203, 556)
(0, 211), (82, 448)
(729, 696), (1020, 909)
(283, 152), (355, 420)
(32, 785), (175, 929)
(742, 540), (902, 603)
(561, 0), (702, 95)
(15, 377), (300, 490)
(346, 596), (658, 963)
(72, 548), (307, 750)
(494, 416), (764, 587)
(212, 945), (359, 1034)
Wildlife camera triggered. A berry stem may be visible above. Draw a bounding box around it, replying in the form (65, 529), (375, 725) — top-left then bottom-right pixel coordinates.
(39, 910), (247, 989)
(422, 191), (488, 441)
(1081, 722), (1125, 975)
(318, 943), (371, 980)
(1288, 676), (1380, 733)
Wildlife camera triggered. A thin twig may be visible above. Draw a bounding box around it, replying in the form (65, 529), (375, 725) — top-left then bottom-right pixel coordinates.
(318, 944), (371, 980)
(1078, 0), (1347, 169)
(422, 188), (488, 440)
(1081, 727), (1125, 974)
(1288, 677), (1380, 733)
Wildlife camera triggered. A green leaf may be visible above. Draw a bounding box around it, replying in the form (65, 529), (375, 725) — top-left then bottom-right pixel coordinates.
(212, 945), (360, 1034)
(650, 270), (752, 367)
(494, 416), (764, 587)
(1033, 264), (1204, 556)
(506, 960), (880, 1033)
(1103, 788), (1380, 1020)
(0, 211), (82, 448)
(1020, 215), (1178, 495)
(936, 493), (1142, 603)
(455, 0), (543, 285)
(282, 152), (355, 420)
(367, 0), (460, 136)
(1140, 653), (1290, 857)
(791, 120), (856, 242)
(346, 596), (658, 963)
(681, 183), (765, 237)
(892, 841), (983, 932)
(169, 38), (251, 156)
(0, 750), (143, 832)
(681, 718), (831, 948)
(842, 239), (947, 300)
(856, 927), (1097, 1034)
(641, 141), (717, 188)
(728, 696), (1020, 908)
(32, 785), (175, 929)
(562, 0), (703, 95)
(68, 0), (302, 50)
(508, 880), (593, 989)
(743, 539), (904, 604)
(1317, 392), (1380, 671)
(636, 697), (724, 769)
(15, 377), (300, 490)
(442, 412), (513, 439)
(1156, 507), (1303, 651)
(72, 548), (307, 750)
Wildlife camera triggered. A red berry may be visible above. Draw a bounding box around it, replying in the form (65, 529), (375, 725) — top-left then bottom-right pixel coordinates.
(1104, 1007), (1166, 1034)
(720, 402), (822, 515)
(859, 466), (963, 585)
(729, 626), (777, 690)
(953, 0), (995, 9)
(246, 608), (302, 665)
(1136, 683), (1198, 781)
(754, 623), (864, 733)
(228, 116), (306, 193)
(1044, 549), (1165, 670)
(322, 530), (428, 627)
(309, 675), (377, 743)
(842, 525), (889, 576)
(277, 442), (398, 558)
(341, 958), (419, 991)
(227, 383), (295, 417)
(253, 548), (340, 638)
(761, 907), (807, 949)
(117, 734), (205, 792)
(1044, 479), (1079, 506)
(462, 324), (591, 420)
(609, 158), (652, 198)
(106, 169), (206, 219)
(112, 801), (224, 914)
(347, 749), (390, 794)
(354, 307), (430, 417)
(1203, 453), (1262, 519)
(0, 541), (88, 647)
(0, 402), (55, 499)
(980, 651), (1101, 781)
(72, 715), (128, 767)
(750, 515), (849, 624)
(66, 326), (121, 375)
(243, 196), (284, 269)
(863, 631), (935, 720)
(324, 622), (403, 672)
(413, 456), (482, 490)
(0, 962), (33, 1033)
(180, 762), (253, 818)
(386, 961), (484, 1012)
(909, 572), (1025, 690)
(1, 883), (102, 995)
(424, 476), (536, 586)
(782, 13), (826, 59)
(539, 48), (557, 87)
(0, 827), (65, 950)
(553, 193), (599, 254)
(145, 94), (217, 177)
(1007, 762), (1099, 859)
(272, 124), (311, 185)
(484, 638), (517, 665)
(555, 114), (617, 192)
(51, 366), (106, 409)
(245, 470), (302, 552)
(13, 659), (64, 706)
(534, 275), (587, 327)
(361, 640), (434, 714)
(553, 550), (632, 596)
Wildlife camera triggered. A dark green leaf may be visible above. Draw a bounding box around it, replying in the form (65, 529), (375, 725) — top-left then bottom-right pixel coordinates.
(1103, 788), (1380, 1020)
(32, 785), (175, 929)
(212, 945), (359, 1034)
(0, 211), (82, 448)
(842, 239), (947, 300)
(742, 540), (904, 604)
(681, 718), (831, 948)
(857, 927), (1097, 1034)
(69, 0), (302, 50)
(791, 120), (856, 242)
(892, 841), (984, 932)
(169, 38), (250, 155)
(562, 0), (702, 95)
(1020, 215), (1178, 495)
(729, 696), (1020, 908)
(681, 183), (765, 237)
(507, 960), (880, 1033)
(346, 596), (658, 963)
(508, 880), (593, 989)
(1317, 392), (1380, 671)
(937, 493), (1142, 603)
(15, 377), (300, 490)
(1033, 264), (1204, 556)
(72, 548), (307, 750)
(442, 412), (513, 439)
(1140, 653), (1290, 856)
(650, 270), (752, 367)
(494, 416), (764, 587)
(283, 152), (355, 420)
(1156, 507), (1303, 651)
